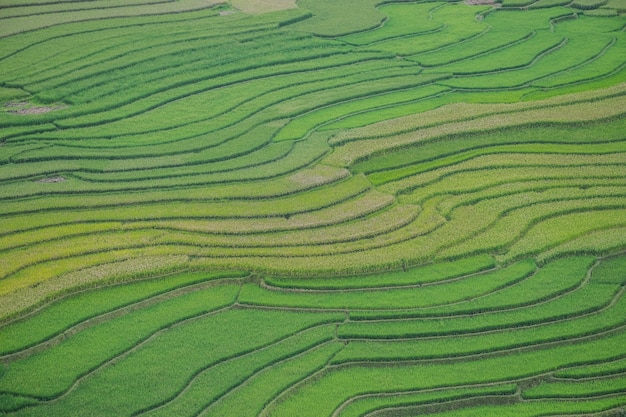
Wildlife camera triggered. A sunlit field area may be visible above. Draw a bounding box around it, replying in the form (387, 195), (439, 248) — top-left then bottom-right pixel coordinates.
(0, 0), (625, 415)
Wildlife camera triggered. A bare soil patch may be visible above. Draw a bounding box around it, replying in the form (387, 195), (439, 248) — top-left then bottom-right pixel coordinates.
(37, 176), (66, 183)
(9, 105), (67, 115)
(4, 101), (29, 108)
(4, 101), (68, 115)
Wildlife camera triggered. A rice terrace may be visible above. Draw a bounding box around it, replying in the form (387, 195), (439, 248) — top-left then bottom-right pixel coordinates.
(1, 0), (626, 415)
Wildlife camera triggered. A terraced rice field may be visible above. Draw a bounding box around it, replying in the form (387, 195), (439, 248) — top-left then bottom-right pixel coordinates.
(0, 0), (625, 415)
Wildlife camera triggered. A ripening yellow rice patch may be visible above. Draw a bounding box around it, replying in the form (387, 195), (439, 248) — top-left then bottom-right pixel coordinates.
(537, 226), (626, 263)
(0, 255), (189, 319)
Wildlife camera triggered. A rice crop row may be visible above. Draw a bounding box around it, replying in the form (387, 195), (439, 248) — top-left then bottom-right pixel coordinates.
(381, 154), (626, 198)
(556, 356), (626, 379)
(431, 187), (626, 260)
(353, 115), (626, 180)
(0, 0), (228, 37)
(0, 189), (393, 263)
(0, 173), (371, 232)
(329, 82), (626, 145)
(335, 384), (518, 417)
(265, 254), (496, 290)
(1, 255), (622, 415)
(326, 89), (626, 167)
(523, 374), (626, 398)
(273, 75), (451, 142)
(442, 33), (623, 90)
(415, 397), (626, 417)
(431, 30), (565, 75)
(0, 282), (241, 397)
(413, 6), (573, 67)
(291, 0), (390, 37)
(339, 3), (445, 46)
(138, 325), (338, 417)
(353, 256), (593, 319)
(344, 282), (619, 337)
(0, 164), (348, 218)
(333, 288), (626, 363)
(0, 271), (247, 355)
(0, 0), (180, 20)
(367, 3), (491, 57)
(354, 115), (623, 184)
(340, 278), (619, 337)
(0, 132), (332, 199)
(239, 259), (536, 310)
(3, 190), (398, 294)
(267, 329), (626, 417)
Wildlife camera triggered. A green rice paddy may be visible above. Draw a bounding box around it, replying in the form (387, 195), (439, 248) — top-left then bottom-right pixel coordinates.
(0, 0), (624, 415)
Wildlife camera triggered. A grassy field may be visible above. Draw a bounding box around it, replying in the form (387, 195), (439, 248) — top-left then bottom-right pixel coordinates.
(0, 0), (624, 415)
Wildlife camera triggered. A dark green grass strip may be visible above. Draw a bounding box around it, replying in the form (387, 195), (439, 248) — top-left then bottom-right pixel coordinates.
(291, 0), (389, 37)
(352, 115), (626, 175)
(440, 32), (618, 90)
(202, 341), (344, 417)
(363, 3), (490, 57)
(1, 29), (343, 130)
(415, 397), (626, 417)
(0, 282), (240, 398)
(0, 1), (184, 21)
(267, 328), (626, 417)
(523, 374), (626, 399)
(352, 256), (592, 319)
(335, 384), (518, 417)
(533, 35), (626, 88)
(4, 56), (405, 145)
(135, 324), (338, 417)
(428, 29), (565, 75)
(28, 41), (353, 127)
(273, 75), (451, 142)
(556, 356), (626, 379)
(63, 125), (277, 182)
(3, 309), (343, 416)
(332, 287), (626, 363)
(370, 142), (626, 186)
(0, 271), (247, 356)
(54, 65), (420, 142)
(239, 259), (535, 310)
(6, 117), (280, 165)
(591, 254), (626, 285)
(339, 2), (445, 46)
(0, 393), (39, 413)
(319, 84), (452, 132)
(339, 281), (619, 338)
(412, 7), (570, 67)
